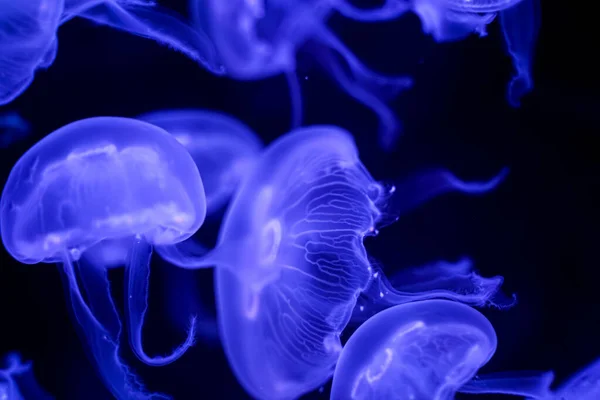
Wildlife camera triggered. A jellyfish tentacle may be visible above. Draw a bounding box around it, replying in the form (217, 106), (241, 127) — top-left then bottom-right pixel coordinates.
(499, 0), (541, 107)
(378, 167), (509, 225)
(71, 0), (225, 75)
(286, 71), (303, 130)
(314, 28), (412, 150)
(126, 238), (197, 367)
(459, 370), (555, 398)
(59, 254), (166, 399)
(351, 258), (516, 323)
(76, 256), (121, 336)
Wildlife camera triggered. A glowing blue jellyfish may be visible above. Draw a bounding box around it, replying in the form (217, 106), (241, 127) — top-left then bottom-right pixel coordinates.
(331, 300), (554, 399)
(158, 125), (515, 399)
(190, 0), (413, 149)
(0, 117), (206, 399)
(0, 0), (222, 105)
(138, 108), (263, 214)
(0, 352), (53, 400)
(548, 356), (600, 399)
(0, 112), (31, 148)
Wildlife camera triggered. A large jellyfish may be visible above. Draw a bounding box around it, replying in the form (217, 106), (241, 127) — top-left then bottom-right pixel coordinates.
(0, 352), (53, 400)
(158, 125), (515, 399)
(331, 299), (554, 399)
(137, 108), (263, 214)
(190, 0), (413, 149)
(0, 0), (223, 105)
(548, 356), (600, 399)
(0, 117), (206, 399)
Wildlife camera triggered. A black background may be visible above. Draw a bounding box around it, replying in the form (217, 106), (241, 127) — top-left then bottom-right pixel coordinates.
(0, 0), (598, 399)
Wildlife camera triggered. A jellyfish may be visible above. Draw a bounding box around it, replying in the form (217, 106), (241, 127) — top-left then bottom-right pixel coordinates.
(190, 0), (413, 150)
(0, 0), (222, 106)
(548, 356), (600, 399)
(0, 117), (207, 399)
(0, 112), (31, 148)
(0, 352), (53, 400)
(157, 125), (516, 399)
(137, 108), (263, 214)
(331, 299), (554, 399)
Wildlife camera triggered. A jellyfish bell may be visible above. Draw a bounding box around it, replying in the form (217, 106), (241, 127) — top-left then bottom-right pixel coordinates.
(137, 108), (263, 214)
(0, 116), (206, 399)
(332, 300), (554, 400)
(190, 0), (413, 149)
(550, 356), (600, 399)
(159, 125), (515, 399)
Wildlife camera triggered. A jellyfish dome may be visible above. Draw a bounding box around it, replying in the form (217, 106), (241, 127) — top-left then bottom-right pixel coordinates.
(331, 300), (554, 400)
(138, 108), (263, 213)
(0, 116), (206, 399)
(551, 356), (600, 399)
(159, 125), (515, 399)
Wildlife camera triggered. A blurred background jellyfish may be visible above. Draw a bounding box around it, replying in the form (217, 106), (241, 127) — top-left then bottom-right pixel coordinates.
(0, 117), (206, 399)
(138, 108), (264, 345)
(548, 356), (600, 399)
(190, 0), (413, 149)
(0, 0), (223, 106)
(331, 299), (554, 399)
(137, 108), (263, 214)
(0, 352), (53, 400)
(159, 125), (515, 399)
(0, 112), (31, 148)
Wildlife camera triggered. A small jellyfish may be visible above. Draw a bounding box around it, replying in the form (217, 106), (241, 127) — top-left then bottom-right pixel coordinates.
(0, 117), (206, 399)
(190, 0), (413, 149)
(549, 356), (600, 399)
(0, 112), (31, 148)
(0, 352), (53, 400)
(0, 0), (222, 105)
(159, 125), (515, 399)
(137, 108), (263, 214)
(331, 300), (554, 400)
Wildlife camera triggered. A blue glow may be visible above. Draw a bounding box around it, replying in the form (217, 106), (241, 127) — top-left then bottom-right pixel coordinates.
(500, 0), (541, 107)
(190, 0), (413, 149)
(551, 356), (600, 399)
(0, 117), (207, 399)
(159, 125), (514, 399)
(0, 112), (31, 148)
(332, 300), (554, 399)
(0, 0), (223, 105)
(137, 108), (263, 214)
(0, 352), (53, 400)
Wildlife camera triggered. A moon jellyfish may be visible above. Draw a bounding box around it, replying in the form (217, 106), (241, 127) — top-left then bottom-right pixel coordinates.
(0, 112), (31, 148)
(0, 0), (222, 106)
(137, 108), (263, 214)
(0, 117), (206, 399)
(548, 356), (600, 399)
(0, 352), (53, 400)
(158, 125), (515, 399)
(331, 300), (554, 400)
(190, 0), (413, 149)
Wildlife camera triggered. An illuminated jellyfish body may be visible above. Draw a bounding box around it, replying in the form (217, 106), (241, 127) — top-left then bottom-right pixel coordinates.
(0, 352), (52, 400)
(138, 109), (263, 214)
(158, 125), (516, 399)
(0, 0), (222, 106)
(331, 300), (554, 399)
(0, 117), (206, 399)
(190, 0), (413, 150)
(548, 356), (600, 399)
